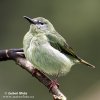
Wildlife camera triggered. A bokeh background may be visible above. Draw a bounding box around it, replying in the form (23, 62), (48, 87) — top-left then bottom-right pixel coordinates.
(0, 0), (100, 100)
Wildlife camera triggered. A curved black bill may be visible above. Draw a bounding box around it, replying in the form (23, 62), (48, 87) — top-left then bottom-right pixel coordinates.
(23, 16), (35, 24)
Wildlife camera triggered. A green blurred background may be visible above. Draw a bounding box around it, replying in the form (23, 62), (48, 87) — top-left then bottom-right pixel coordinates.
(0, 0), (100, 100)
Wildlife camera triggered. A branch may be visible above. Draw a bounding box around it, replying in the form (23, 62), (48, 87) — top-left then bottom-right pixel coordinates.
(0, 48), (67, 100)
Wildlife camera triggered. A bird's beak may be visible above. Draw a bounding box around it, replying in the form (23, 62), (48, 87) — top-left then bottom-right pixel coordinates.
(23, 16), (35, 24)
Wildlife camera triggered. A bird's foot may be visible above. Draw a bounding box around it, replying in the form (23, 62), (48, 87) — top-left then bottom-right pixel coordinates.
(32, 68), (38, 76)
(48, 80), (59, 92)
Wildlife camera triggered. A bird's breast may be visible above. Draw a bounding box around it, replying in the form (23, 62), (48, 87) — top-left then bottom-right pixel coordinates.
(23, 33), (75, 76)
(27, 41), (74, 76)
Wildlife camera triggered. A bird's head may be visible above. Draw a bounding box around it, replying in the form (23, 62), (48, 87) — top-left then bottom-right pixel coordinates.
(24, 16), (55, 34)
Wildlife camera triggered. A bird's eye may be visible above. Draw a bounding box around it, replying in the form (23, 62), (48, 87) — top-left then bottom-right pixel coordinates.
(38, 21), (44, 25)
(40, 22), (44, 25)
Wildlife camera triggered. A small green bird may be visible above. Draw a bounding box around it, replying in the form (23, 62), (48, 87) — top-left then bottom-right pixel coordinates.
(23, 16), (95, 77)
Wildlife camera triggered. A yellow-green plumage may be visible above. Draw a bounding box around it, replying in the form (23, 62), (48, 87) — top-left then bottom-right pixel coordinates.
(23, 16), (95, 76)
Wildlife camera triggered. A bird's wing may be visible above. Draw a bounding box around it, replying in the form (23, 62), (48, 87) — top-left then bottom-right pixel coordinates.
(46, 33), (95, 68)
(46, 33), (81, 60)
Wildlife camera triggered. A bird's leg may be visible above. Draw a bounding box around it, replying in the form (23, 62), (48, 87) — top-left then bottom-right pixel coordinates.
(48, 80), (59, 92)
(48, 73), (60, 92)
(31, 68), (38, 76)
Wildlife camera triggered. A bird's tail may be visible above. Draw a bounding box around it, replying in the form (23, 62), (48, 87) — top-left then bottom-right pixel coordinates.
(79, 58), (95, 68)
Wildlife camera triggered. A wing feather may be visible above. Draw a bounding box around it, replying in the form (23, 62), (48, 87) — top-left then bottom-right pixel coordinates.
(46, 33), (81, 60)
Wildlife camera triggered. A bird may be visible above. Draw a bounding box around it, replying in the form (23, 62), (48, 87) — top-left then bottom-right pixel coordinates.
(23, 16), (95, 78)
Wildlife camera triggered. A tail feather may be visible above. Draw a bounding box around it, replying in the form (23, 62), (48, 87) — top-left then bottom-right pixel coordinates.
(79, 59), (95, 68)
